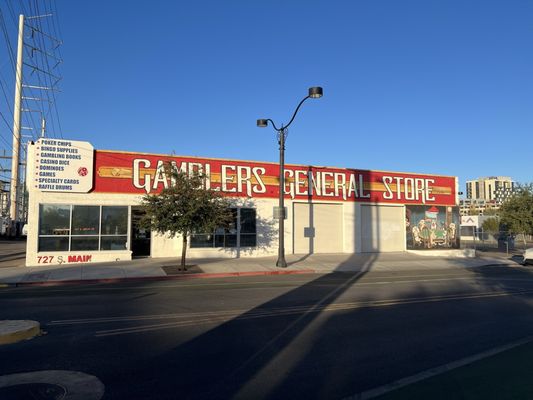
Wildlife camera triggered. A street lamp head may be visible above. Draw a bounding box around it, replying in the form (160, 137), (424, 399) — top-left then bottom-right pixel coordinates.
(257, 119), (269, 128)
(308, 87), (323, 99)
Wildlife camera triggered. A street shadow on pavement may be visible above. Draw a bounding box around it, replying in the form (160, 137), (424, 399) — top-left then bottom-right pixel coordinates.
(117, 253), (378, 400)
(4, 233), (533, 399)
(107, 254), (533, 400)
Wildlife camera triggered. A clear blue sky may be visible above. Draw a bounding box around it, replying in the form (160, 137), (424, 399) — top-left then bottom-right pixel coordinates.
(2, 1), (533, 190)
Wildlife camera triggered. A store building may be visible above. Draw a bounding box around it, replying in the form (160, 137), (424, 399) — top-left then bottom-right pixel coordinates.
(26, 139), (460, 267)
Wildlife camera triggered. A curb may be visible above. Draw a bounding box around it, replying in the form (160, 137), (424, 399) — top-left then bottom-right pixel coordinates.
(473, 262), (525, 268)
(0, 320), (41, 345)
(0, 261), (526, 288)
(3, 269), (317, 288)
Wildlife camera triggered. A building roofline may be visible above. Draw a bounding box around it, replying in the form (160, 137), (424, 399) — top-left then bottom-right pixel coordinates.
(96, 149), (458, 179)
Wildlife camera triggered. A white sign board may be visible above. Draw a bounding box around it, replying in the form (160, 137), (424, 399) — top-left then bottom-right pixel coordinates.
(460, 216), (479, 226)
(34, 138), (94, 193)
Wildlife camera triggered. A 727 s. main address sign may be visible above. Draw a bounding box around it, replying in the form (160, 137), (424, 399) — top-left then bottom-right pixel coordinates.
(34, 138), (94, 193)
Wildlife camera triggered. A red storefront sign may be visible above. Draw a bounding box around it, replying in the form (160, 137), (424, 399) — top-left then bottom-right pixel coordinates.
(93, 151), (457, 206)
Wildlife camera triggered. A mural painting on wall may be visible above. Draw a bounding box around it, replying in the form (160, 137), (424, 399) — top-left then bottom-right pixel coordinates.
(406, 206), (460, 249)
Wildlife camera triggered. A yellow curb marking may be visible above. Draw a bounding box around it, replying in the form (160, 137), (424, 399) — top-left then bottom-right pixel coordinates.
(0, 320), (41, 345)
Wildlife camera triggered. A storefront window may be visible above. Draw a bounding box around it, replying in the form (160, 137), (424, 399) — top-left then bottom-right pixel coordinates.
(38, 237), (69, 252)
(190, 234), (215, 248)
(72, 206), (100, 235)
(190, 208), (256, 248)
(71, 237), (99, 251)
(240, 208), (257, 247)
(100, 206), (128, 250)
(38, 204), (128, 252)
(101, 236), (128, 251)
(39, 204), (70, 235)
(101, 207), (128, 235)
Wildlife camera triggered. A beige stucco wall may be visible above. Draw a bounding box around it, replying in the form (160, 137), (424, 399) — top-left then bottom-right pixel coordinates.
(359, 203), (406, 252)
(27, 185), (412, 267)
(26, 142), (422, 267)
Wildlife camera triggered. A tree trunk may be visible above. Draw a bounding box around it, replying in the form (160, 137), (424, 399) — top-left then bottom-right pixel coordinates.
(181, 232), (187, 270)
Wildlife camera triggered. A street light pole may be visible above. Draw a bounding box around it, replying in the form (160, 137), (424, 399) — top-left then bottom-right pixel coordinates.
(277, 124), (287, 267)
(257, 87), (323, 268)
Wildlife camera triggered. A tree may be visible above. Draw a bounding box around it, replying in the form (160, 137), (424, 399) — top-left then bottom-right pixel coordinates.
(140, 164), (233, 269)
(499, 183), (533, 247)
(481, 217), (499, 234)
(483, 208), (499, 217)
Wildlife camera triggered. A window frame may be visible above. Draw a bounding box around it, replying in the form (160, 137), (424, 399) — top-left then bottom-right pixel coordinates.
(190, 207), (257, 249)
(38, 204), (129, 252)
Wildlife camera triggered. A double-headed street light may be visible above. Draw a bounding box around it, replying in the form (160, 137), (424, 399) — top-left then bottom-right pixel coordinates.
(257, 86), (323, 267)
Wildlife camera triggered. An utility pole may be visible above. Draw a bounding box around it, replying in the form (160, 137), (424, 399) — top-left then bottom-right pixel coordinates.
(9, 15), (24, 224)
(6, 11), (62, 231)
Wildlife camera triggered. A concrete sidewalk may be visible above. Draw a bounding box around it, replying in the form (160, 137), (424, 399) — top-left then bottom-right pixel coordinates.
(0, 251), (522, 286)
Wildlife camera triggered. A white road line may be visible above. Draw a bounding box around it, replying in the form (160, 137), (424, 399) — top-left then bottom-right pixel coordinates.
(50, 287), (526, 325)
(90, 289), (533, 337)
(342, 334), (533, 400)
(20, 272), (532, 295)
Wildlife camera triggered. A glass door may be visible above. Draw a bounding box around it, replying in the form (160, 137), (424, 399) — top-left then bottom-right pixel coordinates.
(131, 207), (151, 257)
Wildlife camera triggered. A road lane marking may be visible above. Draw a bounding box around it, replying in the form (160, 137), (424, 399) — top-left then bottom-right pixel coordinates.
(47, 277), (533, 327)
(87, 288), (533, 337)
(6, 272), (532, 295)
(50, 287), (533, 326)
(343, 334), (533, 399)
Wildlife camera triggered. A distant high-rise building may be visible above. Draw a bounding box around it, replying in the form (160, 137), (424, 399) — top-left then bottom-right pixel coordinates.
(465, 176), (515, 204)
(461, 176), (515, 216)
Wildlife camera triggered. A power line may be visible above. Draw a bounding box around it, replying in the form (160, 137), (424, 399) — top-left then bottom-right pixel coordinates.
(15, 4), (63, 140)
(0, 0), (64, 220)
(40, 0), (63, 139)
(0, 8), (16, 73)
(31, 1), (63, 139)
(32, 1), (62, 139)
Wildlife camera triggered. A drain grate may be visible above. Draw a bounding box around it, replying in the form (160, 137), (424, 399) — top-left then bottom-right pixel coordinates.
(0, 383), (66, 400)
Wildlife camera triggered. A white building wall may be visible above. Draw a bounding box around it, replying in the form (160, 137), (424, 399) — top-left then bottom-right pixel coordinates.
(359, 203), (406, 253)
(26, 190), (141, 266)
(151, 231), (180, 258)
(343, 202), (357, 253)
(292, 202), (344, 254)
(28, 192), (283, 266)
(26, 143), (457, 267)
(183, 198), (279, 259)
(27, 188), (408, 266)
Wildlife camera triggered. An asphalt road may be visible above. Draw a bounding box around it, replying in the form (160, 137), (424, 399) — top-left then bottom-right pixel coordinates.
(2, 265), (533, 399)
(0, 239), (26, 268)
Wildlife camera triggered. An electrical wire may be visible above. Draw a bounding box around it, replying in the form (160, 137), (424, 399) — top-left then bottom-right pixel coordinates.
(34, 0), (63, 139)
(0, 0), (64, 215)
(30, 0), (63, 139)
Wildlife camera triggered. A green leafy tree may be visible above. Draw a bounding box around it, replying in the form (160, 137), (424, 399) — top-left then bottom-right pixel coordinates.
(483, 208), (499, 217)
(481, 217), (499, 234)
(140, 164), (233, 269)
(499, 183), (533, 247)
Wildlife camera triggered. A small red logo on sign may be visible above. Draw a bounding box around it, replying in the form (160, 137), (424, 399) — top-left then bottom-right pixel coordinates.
(78, 167), (88, 177)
